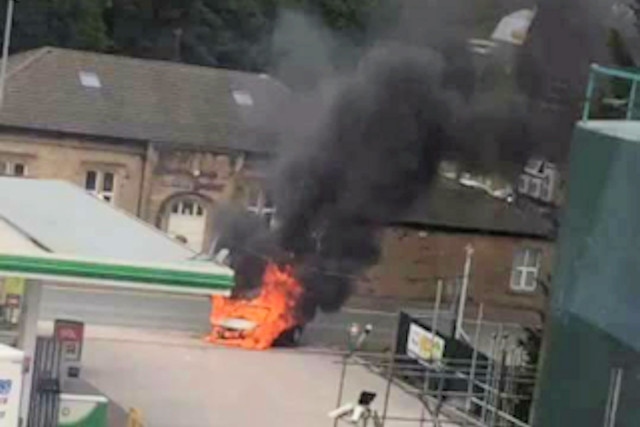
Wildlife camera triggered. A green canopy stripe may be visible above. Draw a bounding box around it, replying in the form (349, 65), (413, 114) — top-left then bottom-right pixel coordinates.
(0, 254), (233, 291)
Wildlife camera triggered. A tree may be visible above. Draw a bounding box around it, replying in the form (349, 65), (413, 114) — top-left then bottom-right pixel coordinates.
(8, 0), (109, 52)
(109, 0), (196, 60)
(180, 0), (279, 70)
(2, 0), (382, 73)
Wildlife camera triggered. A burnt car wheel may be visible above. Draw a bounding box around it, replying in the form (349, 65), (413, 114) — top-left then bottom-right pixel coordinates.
(274, 326), (304, 347)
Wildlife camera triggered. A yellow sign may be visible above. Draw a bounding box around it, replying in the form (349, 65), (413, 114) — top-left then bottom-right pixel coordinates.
(407, 323), (446, 363)
(418, 334), (444, 360)
(0, 277), (25, 306)
(4, 277), (25, 296)
(127, 408), (145, 427)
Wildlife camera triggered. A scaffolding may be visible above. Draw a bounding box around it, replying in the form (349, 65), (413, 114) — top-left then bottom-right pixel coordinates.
(332, 310), (537, 427)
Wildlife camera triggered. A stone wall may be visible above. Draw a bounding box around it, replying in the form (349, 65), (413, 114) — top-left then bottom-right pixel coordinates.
(0, 132), (145, 214)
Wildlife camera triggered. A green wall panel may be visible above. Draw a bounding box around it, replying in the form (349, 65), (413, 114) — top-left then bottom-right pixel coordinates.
(533, 124), (640, 426)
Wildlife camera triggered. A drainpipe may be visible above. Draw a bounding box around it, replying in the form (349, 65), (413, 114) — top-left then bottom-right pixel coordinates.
(137, 142), (156, 220)
(0, 0), (15, 110)
(455, 244), (474, 342)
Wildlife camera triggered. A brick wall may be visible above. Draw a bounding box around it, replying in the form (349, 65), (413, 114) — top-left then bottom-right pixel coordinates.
(358, 227), (554, 312)
(0, 133), (145, 214)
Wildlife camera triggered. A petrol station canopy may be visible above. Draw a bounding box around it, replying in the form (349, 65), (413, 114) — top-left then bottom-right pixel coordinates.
(0, 178), (234, 295)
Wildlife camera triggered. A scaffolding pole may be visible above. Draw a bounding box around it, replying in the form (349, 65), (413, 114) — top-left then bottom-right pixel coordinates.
(455, 245), (474, 342)
(420, 279), (443, 427)
(466, 303), (484, 421)
(381, 312), (401, 425)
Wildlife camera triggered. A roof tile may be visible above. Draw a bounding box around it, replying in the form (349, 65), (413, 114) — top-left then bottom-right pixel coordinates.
(0, 47), (287, 153)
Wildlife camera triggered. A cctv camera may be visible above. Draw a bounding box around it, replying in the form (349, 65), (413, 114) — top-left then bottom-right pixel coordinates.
(328, 403), (354, 420)
(350, 406), (368, 423)
(355, 325), (374, 348)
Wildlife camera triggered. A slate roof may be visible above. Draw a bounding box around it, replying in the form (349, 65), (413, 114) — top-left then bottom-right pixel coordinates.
(0, 47), (288, 153)
(397, 178), (554, 239)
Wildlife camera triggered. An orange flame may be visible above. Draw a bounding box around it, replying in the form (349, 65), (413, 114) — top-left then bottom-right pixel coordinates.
(206, 263), (304, 350)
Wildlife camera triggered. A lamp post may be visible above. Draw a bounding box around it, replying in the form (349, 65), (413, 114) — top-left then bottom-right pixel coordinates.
(0, 0), (15, 109)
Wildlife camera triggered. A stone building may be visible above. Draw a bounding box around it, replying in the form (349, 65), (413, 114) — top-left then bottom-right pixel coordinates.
(0, 47), (286, 252)
(0, 47), (555, 317)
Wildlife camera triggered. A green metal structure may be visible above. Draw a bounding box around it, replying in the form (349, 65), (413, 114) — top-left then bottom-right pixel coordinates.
(533, 120), (640, 426)
(0, 254), (233, 294)
(583, 64), (640, 121)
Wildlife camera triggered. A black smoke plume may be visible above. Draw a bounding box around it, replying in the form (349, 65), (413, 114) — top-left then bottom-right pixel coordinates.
(215, 0), (614, 319)
(266, 0), (533, 318)
(274, 45), (462, 314)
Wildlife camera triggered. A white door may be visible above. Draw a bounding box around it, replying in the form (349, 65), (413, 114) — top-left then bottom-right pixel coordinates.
(167, 200), (207, 252)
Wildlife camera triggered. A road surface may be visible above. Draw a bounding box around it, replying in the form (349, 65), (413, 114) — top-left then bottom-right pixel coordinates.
(40, 284), (401, 348)
(40, 284), (524, 352)
(79, 326), (458, 427)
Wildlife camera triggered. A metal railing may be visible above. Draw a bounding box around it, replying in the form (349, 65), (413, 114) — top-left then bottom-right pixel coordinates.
(582, 64), (640, 121)
(333, 312), (537, 427)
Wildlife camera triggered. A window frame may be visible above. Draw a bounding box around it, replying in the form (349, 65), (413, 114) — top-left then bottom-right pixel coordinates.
(0, 161), (28, 177)
(529, 178), (541, 198)
(85, 170), (116, 204)
(169, 200), (206, 218)
(246, 187), (277, 228)
(12, 162), (26, 177)
(510, 247), (542, 292)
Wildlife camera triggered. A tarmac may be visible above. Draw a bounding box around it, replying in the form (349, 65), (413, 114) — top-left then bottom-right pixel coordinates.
(73, 325), (456, 427)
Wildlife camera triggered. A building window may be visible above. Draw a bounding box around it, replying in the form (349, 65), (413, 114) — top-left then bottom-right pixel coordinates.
(247, 187), (261, 214)
(166, 199), (207, 251)
(247, 187), (276, 228)
(262, 192), (276, 227)
(540, 175), (552, 202)
(529, 179), (541, 198)
(510, 248), (541, 292)
(232, 90), (254, 106)
(78, 71), (102, 89)
(519, 158), (558, 203)
(0, 161), (27, 177)
(170, 200), (205, 217)
(85, 170), (115, 203)
(13, 163), (25, 177)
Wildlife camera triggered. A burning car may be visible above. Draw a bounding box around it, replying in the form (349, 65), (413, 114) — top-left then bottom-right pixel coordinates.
(206, 262), (306, 350)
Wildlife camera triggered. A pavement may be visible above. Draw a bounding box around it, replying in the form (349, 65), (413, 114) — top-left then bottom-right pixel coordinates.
(40, 284), (528, 355)
(35, 286), (529, 426)
(74, 325), (457, 427)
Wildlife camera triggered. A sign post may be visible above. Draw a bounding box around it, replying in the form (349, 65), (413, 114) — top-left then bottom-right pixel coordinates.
(54, 320), (85, 379)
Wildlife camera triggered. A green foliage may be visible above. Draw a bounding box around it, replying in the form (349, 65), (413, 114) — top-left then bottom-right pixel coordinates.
(2, 0), (380, 72)
(180, 0), (279, 70)
(10, 0), (109, 52)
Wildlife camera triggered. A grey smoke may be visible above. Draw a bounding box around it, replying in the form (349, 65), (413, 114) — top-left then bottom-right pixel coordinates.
(216, 0), (616, 317)
(273, 44), (454, 314)
(270, 11), (336, 91)
(211, 206), (276, 296)
(516, 0), (615, 162)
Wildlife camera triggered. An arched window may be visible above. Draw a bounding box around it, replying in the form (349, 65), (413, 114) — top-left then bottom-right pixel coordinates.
(166, 198), (207, 251)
